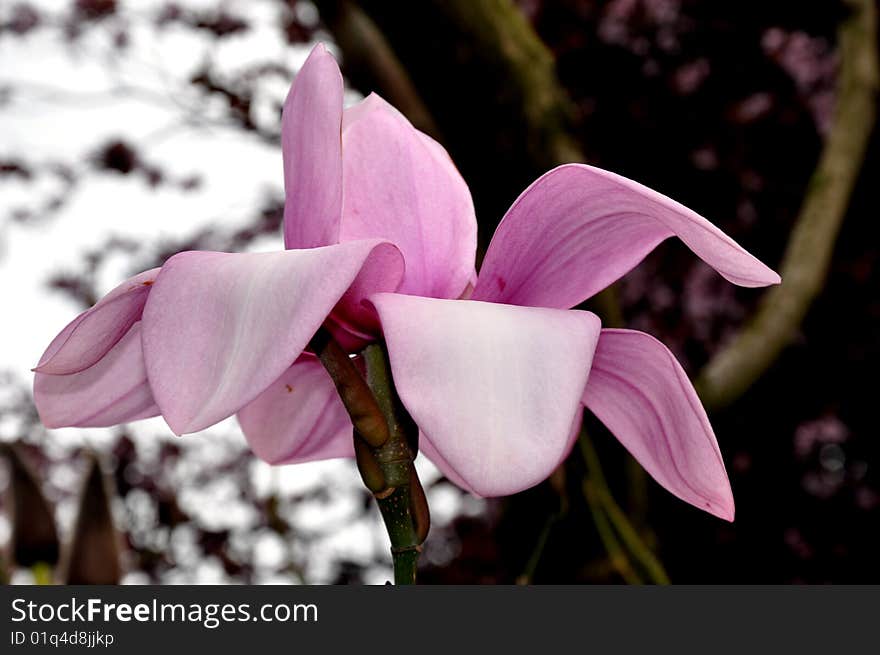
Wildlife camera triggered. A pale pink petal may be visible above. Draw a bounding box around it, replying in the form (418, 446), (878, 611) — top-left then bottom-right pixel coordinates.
(472, 164), (780, 308)
(559, 409), (586, 470)
(371, 293), (601, 497)
(421, 408), (583, 495)
(582, 329), (734, 521)
(237, 355), (354, 465)
(34, 322), (160, 428)
(340, 94), (477, 300)
(418, 432), (476, 493)
(141, 240), (402, 435)
(282, 43), (344, 249)
(34, 268), (159, 375)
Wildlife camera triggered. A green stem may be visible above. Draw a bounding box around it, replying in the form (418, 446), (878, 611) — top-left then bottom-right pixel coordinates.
(310, 330), (388, 448)
(362, 343), (426, 585)
(310, 329), (428, 584)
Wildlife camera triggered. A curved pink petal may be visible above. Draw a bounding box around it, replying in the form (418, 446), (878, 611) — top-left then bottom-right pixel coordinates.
(421, 409), (583, 494)
(340, 93), (477, 300)
(582, 328), (734, 521)
(282, 43), (344, 249)
(418, 432), (476, 493)
(371, 293), (601, 497)
(141, 240), (402, 435)
(34, 269), (159, 375)
(321, 313), (377, 353)
(472, 163), (780, 308)
(237, 355), (353, 465)
(34, 322), (160, 428)
(327, 234), (408, 341)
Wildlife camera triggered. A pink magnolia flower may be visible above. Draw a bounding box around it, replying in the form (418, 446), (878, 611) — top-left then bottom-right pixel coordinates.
(33, 44), (779, 520)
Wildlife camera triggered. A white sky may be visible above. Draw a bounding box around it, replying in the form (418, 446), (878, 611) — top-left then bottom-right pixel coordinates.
(1, 0), (310, 376)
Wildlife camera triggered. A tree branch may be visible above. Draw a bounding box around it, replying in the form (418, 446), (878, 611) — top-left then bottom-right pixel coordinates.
(311, 0), (440, 138)
(695, 0), (879, 410)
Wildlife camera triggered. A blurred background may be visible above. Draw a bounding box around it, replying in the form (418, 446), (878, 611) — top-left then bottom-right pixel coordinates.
(1, 0), (877, 584)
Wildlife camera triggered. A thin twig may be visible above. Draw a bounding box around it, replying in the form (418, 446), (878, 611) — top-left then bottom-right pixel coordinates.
(593, 485), (669, 585)
(579, 430), (670, 585)
(517, 503), (566, 585)
(517, 468), (570, 585)
(583, 479), (642, 584)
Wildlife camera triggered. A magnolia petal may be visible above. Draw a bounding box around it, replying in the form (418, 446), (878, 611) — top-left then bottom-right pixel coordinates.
(372, 293), (601, 497)
(340, 94), (477, 301)
(34, 269), (160, 375)
(142, 240), (402, 435)
(473, 163), (780, 308)
(328, 234), (408, 339)
(237, 355), (353, 465)
(282, 43), (344, 249)
(421, 408), (583, 495)
(418, 432), (476, 494)
(34, 322), (160, 428)
(582, 328), (734, 521)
